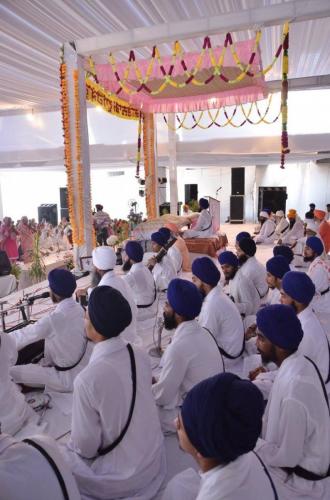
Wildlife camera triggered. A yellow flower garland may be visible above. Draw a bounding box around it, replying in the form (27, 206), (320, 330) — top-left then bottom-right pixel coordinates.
(73, 70), (86, 246)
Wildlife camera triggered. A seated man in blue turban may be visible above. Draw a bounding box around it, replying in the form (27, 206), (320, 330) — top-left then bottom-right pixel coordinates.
(158, 227), (183, 274)
(182, 198), (213, 239)
(255, 305), (330, 500)
(152, 278), (223, 433)
(236, 237), (268, 301)
(147, 231), (176, 291)
(192, 257), (244, 376)
(265, 255), (290, 305)
(162, 373), (280, 500)
(9, 269), (88, 393)
(304, 236), (330, 315)
(66, 286), (166, 499)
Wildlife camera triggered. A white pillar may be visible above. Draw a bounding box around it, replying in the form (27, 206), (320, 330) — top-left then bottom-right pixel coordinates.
(168, 113), (178, 215)
(63, 43), (93, 268)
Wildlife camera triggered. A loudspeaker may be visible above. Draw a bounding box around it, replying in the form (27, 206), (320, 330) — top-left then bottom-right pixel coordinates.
(230, 195), (244, 223)
(0, 251), (11, 276)
(231, 168), (245, 195)
(60, 208), (69, 221)
(60, 187), (68, 209)
(38, 204), (58, 227)
(184, 184), (198, 203)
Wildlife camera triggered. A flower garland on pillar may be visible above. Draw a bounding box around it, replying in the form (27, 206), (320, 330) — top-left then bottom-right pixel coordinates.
(281, 22), (290, 169)
(143, 113), (157, 218)
(136, 111), (143, 179)
(59, 53), (79, 244)
(73, 70), (86, 246)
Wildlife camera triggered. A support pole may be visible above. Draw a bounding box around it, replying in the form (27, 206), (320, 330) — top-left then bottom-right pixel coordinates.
(143, 113), (159, 218)
(63, 43), (93, 268)
(168, 114), (178, 215)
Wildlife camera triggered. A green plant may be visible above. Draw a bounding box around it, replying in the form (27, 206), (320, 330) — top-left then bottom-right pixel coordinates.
(188, 199), (199, 212)
(29, 233), (46, 283)
(10, 262), (21, 281)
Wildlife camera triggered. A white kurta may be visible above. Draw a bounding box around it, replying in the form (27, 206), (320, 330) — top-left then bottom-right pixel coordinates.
(0, 333), (33, 435)
(0, 434), (80, 500)
(275, 218), (290, 239)
(167, 245), (183, 274)
(282, 219), (305, 245)
(65, 337), (166, 500)
(255, 219), (276, 244)
(152, 254), (177, 291)
(221, 269), (260, 316)
(98, 270), (138, 343)
(152, 320), (224, 431)
(9, 298), (88, 392)
(198, 286), (245, 375)
(292, 236), (309, 268)
(308, 257), (330, 314)
(265, 287), (281, 305)
(122, 262), (156, 320)
(257, 352), (330, 499)
(162, 452), (281, 500)
(183, 209), (213, 239)
(239, 256), (268, 299)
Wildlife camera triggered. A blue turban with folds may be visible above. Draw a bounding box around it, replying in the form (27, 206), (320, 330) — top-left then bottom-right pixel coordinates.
(238, 237), (256, 257)
(192, 257), (220, 286)
(273, 245), (294, 264)
(181, 373), (264, 463)
(236, 231), (251, 243)
(159, 227), (171, 241)
(282, 271), (315, 305)
(199, 198), (209, 210)
(151, 231), (166, 247)
(48, 269), (76, 298)
(306, 236), (324, 256)
(218, 251), (239, 268)
(88, 286), (132, 338)
(256, 304), (303, 350)
(125, 241), (143, 263)
(266, 255), (290, 279)
(167, 278), (202, 320)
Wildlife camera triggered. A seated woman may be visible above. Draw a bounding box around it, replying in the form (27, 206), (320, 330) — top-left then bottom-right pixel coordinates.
(182, 198), (213, 239)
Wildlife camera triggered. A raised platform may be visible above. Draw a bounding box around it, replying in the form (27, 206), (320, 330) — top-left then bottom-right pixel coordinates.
(185, 234), (228, 258)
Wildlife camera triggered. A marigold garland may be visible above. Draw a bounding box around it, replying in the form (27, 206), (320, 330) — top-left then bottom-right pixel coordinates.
(136, 112), (143, 178)
(281, 22), (290, 168)
(73, 70), (86, 246)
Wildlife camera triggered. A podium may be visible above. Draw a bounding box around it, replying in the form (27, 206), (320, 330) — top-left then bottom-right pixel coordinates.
(206, 196), (220, 232)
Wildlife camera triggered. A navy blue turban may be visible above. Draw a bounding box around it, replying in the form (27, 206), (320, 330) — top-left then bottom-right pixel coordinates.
(199, 198), (209, 210)
(266, 256), (290, 279)
(159, 227), (171, 241)
(282, 271), (315, 305)
(167, 278), (202, 320)
(218, 251), (238, 268)
(238, 237), (256, 257)
(181, 373), (264, 463)
(192, 257), (220, 287)
(151, 231), (166, 247)
(273, 245), (294, 264)
(306, 236), (324, 256)
(256, 304), (303, 350)
(125, 241), (143, 263)
(88, 286), (132, 338)
(48, 269), (76, 298)
(236, 231), (251, 243)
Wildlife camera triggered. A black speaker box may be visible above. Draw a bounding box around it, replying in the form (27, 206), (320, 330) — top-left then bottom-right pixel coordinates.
(60, 187), (68, 209)
(231, 168), (245, 195)
(0, 250), (12, 276)
(38, 204), (58, 227)
(230, 195), (244, 223)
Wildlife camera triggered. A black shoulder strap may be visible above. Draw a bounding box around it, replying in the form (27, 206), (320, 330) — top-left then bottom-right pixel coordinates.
(253, 451), (279, 500)
(304, 355), (330, 413)
(202, 327), (225, 372)
(54, 339), (88, 372)
(98, 343), (137, 455)
(203, 325), (245, 360)
(23, 438), (69, 500)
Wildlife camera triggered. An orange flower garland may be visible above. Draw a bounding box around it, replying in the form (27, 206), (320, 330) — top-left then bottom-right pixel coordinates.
(143, 113), (157, 218)
(73, 70), (85, 246)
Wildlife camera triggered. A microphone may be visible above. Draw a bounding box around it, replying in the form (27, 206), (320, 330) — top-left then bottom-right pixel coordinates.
(27, 291), (50, 304)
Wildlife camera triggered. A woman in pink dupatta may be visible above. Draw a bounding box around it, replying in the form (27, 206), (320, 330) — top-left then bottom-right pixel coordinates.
(17, 216), (35, 263)
(0, 217), (19, 262)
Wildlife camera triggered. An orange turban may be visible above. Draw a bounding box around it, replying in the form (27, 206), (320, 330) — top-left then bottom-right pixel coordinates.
(314, 210), (326, 221)
(287, 209), (297, 218)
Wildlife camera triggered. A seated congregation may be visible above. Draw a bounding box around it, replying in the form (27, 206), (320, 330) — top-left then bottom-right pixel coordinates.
(0, 204), (330, 500)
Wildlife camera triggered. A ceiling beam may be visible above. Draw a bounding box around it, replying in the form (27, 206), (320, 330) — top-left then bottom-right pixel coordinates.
(75, 0), (330, 55)
(267, 74), (330, 92)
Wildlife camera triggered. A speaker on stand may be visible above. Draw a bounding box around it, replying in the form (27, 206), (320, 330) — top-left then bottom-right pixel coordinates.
(59, 187), (69, 221)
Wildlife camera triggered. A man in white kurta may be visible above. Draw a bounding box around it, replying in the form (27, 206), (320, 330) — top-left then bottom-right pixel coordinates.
(162, 373), (279, 500)
(152, 278), (223, 433)
(9, 269), (88, 392)
(0, 434), (81, 500)
(304, 236), (330, 316)
(219, 251), (260, 317)
(236, 237), (268, 301)
(182, 198), (213, 239)
(159, 227), (183, 274)
(264, 255), (290, 305)
(280, 209), (305, 246)
(0, 333), (34, 434)
(122, 240), (156, 321)
(148, 231), (177, 291)
(255, 304), (330, 500)
(65, 285), (166, 500)
(192, 257), (244, 375)
(254, 211), (276, 244)
(274, 210), (290, 240)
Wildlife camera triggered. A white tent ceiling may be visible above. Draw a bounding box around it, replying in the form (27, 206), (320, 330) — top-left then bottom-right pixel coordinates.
(1, 0), (330, 112)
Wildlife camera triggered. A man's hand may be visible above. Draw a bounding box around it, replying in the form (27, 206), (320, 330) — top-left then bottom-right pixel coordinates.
(245, 324), (257, 340)
(249, 366), (267, 381)
(148, 257), (157, 269)
(76, 288), (87, 298)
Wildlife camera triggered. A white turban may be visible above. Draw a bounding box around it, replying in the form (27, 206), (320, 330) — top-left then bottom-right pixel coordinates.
(92, 246), (116, 270)
(275, 210), (284, 217)
(259, 211), (269, 218)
